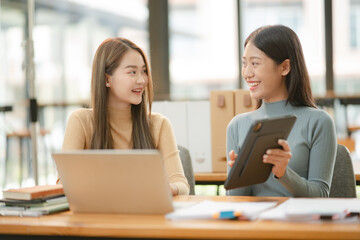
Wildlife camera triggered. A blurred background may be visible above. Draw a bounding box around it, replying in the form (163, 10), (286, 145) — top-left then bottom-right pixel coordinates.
(0, 0), (359, 195)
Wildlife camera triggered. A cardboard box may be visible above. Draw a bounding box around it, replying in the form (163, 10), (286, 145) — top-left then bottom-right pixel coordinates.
(210, 90), (256, 172)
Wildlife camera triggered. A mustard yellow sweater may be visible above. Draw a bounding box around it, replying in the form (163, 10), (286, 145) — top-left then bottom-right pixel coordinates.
(60, 106), (190, 195)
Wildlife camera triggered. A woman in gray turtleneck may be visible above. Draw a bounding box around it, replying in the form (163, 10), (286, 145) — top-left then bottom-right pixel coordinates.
(227, 25), (336, 197)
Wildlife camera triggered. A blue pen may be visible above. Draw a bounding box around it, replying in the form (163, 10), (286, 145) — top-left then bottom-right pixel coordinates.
(213, 211), (242, 220)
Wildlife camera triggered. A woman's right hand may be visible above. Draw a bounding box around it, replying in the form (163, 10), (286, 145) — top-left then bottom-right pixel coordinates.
(228, 150), (238, 167)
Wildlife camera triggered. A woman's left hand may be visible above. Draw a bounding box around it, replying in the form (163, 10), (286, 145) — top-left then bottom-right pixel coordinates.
(170, 183), (179, 196)
(263, 139), (292, 178)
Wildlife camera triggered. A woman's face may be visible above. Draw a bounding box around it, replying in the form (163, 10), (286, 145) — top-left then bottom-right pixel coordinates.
(106, 49), (148, 109)
(242, 41), (289, 103)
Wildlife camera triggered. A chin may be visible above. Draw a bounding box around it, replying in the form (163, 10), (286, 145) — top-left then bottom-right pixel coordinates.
(132, 99), (143, 105)
(249, 92), (261, 101)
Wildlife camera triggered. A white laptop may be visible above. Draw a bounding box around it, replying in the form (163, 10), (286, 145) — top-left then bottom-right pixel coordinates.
(52, 150), (174, 214)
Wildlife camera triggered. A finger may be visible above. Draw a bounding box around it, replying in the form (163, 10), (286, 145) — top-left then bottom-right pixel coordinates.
(229, 150), (238, 160)
(266, 149), (292, 159)
(263, 154), (290, 165)
(278, 139), (291, 152)
(228, 159), (235, 167)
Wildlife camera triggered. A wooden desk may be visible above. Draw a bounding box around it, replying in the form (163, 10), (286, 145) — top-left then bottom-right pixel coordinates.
(194, 172), (227, 185)
(0, 196), (359, 240)
(194, 173), (227, 195)
(196, 162), (360, 186)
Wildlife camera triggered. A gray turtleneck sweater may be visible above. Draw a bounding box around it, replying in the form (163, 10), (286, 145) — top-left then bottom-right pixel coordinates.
(226, 100), (336, 197)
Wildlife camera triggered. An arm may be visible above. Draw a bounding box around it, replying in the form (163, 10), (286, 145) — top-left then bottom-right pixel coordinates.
(57, 109), (89, 183)
(226, 119), (252, 196)
(276, 112), (337, 197)
(157, 117), (190, 195)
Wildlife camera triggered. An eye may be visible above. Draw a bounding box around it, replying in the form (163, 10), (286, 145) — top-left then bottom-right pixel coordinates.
(252, 62), (259, 66)
(129, 71), (136, 74)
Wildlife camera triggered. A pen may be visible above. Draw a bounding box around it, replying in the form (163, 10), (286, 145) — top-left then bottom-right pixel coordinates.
(212, 211), (243, 220)
(318, 211), (349, 221)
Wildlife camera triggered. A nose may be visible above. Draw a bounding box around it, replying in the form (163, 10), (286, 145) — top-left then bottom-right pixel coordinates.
(242, 65), (254, 81)
(136, 74), (146, 84)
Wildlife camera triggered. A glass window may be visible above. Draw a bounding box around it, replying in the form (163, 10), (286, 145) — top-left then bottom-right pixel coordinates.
(169, 0), (238, 100)
(333, 0), (360, 95)
(240, 0), (326, 96)
(0, 2), (27, 131)
(33, 0), (148, 132)
(0, 0), (149, 187)
(334, 0), (360, 159)
(34, 0), (149, 105)
(350, 0), (360, 49)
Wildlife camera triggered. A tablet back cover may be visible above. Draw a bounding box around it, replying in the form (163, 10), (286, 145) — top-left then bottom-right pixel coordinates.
(224, 115), (296, 190)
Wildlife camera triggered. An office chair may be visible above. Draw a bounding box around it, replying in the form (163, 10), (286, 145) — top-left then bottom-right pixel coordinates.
(329, 144), (357, 198)
(178, 145), (195, 195)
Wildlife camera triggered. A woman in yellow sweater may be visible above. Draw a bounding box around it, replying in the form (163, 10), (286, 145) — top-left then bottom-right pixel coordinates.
(60, 38), (190, 196)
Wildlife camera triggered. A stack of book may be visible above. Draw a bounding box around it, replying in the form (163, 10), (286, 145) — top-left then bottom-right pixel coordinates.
(0, 184), (69, 217)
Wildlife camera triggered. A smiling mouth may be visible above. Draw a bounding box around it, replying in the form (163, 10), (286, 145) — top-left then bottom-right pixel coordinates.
(132, 88), (143, 94)
(248, 82), (260, 87)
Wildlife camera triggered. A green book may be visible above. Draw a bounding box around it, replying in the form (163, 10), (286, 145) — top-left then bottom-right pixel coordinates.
(0, 202), (69, 217)
(2, 195), (67, 208)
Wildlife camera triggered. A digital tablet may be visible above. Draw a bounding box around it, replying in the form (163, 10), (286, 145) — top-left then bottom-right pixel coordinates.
(224, 115), (297, 190)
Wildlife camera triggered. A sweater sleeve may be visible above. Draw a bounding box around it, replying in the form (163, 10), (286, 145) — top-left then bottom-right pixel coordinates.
(277, 112), (337, 197)
(226, 118), (252, 196)
(156, 117), (190, 195)
(57, 109), (89, 184)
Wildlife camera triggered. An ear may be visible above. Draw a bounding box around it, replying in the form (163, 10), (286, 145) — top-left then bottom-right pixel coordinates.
(281, 59), (291, 76)
(105, 73), (111, 86)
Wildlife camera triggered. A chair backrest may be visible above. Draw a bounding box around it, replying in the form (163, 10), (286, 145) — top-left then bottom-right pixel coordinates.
(329, 144), (357, 198)
(178, 145), (195, 195)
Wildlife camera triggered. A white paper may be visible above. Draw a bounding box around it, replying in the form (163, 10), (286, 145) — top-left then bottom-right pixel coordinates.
(259, 198), (360, 222)
(166, 200), (277, 220)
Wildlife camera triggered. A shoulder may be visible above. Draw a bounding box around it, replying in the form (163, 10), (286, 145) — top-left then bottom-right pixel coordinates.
(150, 112), (173, 130)
(293, 106), (335, 134)
(151, 112), (170, 123)
(68, 108), (93, 124)
(150, 112), (176, 147)
(300, 107), (334, 125)
(227, 110), (256, 131)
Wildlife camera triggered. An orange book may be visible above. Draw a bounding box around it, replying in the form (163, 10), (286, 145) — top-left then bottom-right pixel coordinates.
(2, 184), (64, 200)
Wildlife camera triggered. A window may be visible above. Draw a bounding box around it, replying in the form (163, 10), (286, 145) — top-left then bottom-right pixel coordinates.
(334, 0), (360, 95)
(350, 0), (360, 49)
(239, 0), (326, 96)
(34, 0), (149, 104)
(0, 0), (149, 187)
(169, 0), (238, 100)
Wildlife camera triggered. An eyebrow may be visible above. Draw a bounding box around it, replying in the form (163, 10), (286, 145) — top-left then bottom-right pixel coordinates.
(242, 56), (262, 60)
(124, 65), (146, 69)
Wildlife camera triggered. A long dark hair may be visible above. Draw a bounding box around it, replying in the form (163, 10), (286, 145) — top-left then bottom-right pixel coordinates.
(245, 25), (316, 109)
(90, 37), (155, 149)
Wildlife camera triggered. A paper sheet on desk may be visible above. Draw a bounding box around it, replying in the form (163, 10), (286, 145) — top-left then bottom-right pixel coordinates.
(166, 200), (277, 220)
(259, 198), (360, 222)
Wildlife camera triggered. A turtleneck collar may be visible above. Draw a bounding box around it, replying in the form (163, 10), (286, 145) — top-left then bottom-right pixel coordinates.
(259, 99), (296, 116)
